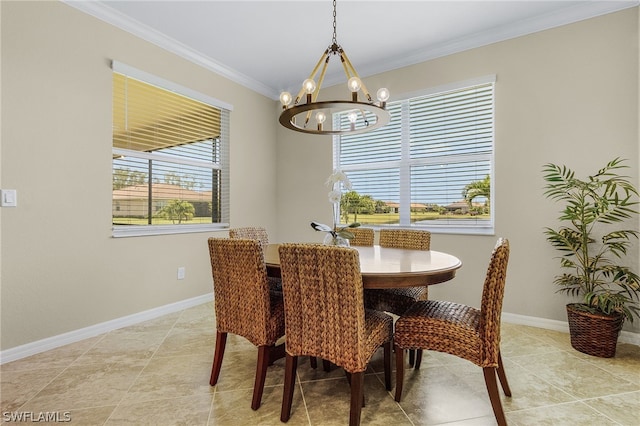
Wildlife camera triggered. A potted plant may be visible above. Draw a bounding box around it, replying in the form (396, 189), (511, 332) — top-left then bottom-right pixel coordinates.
(543, 157), (640, 357)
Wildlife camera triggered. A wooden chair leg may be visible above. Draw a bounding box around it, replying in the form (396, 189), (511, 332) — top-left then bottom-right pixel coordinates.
(408, 349), (415, 367)
(209, 331), (227, 386)
(496, 351), (512, 396)
(394, 344), (404, 402)
(323, 359), (332, 372)
(344, 372), (365, 407)
(414, 349), (423, 369)
(383, 341), (392, 391)
(349, 372), (364, 426)
(281, 354), (298, 422)
(483, 367), (508, 426)
(251, 345), (270, 410)
(310, 357), (318, 369)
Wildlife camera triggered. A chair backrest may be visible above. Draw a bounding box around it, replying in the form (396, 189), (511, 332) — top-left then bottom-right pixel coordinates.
(479, 238), (510, 364)
(349, 227), (374, 247)
(207, 238), (273, 346)
(278, 243), (368, 373)
(379, 229), (431, 250)
(229, 227), (270, 250)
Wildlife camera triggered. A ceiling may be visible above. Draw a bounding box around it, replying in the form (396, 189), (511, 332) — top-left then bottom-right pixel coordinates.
(66, 0), (638, 99)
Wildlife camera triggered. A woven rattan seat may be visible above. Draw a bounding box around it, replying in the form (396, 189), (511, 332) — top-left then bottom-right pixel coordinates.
(229, 226), (282, 293)
(207, 238), (286, 411)
(394, 238), (511, 426)
(278, 243), (393, 426)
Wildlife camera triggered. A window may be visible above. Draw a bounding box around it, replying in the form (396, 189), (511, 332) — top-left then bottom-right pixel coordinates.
(334, 76), (495, 234)
(111, 62), (231, 237)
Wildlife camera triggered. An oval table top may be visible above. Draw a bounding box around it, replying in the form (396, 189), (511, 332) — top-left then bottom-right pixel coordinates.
(263, 243), (463, 289)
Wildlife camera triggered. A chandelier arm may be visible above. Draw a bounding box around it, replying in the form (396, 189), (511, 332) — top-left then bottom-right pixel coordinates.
(358, 82), (373, 103)
(294, 48), (331, 104)
(340, 54), (354, 80)
(308, 48), (331, 81)
(340, 50), (373, 102)
(303, 54), (332, 126)
(293, 87), (306, 106)
(314, 57), (330, 101)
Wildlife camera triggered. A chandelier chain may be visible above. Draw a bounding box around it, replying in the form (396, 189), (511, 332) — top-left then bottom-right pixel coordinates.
(332, 0), (337, 45)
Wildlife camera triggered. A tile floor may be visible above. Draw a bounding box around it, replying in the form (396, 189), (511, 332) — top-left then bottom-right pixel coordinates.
(1, 301), (639, 425)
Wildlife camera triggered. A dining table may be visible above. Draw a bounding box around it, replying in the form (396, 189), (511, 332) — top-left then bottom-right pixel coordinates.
(263, 243), (463, 289)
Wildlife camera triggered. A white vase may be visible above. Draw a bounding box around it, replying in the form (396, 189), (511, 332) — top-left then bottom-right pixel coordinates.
(323, 233), (350, 247)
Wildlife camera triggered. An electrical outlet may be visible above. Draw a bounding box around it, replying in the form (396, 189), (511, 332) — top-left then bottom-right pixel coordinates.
(177, 267), (186, 280)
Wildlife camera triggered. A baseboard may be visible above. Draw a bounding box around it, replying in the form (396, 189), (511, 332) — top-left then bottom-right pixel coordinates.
(2, 299), (637, 365)
(0, 293), (213, 365)
(502, 311), (640, 346)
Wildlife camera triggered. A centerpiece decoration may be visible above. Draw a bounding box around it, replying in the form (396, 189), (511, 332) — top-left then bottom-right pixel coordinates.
(311, 169), (360, 246)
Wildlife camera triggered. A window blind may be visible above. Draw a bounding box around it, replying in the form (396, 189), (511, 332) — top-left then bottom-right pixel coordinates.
(111, 66), (230, 236)
(335, 78), (494, 234)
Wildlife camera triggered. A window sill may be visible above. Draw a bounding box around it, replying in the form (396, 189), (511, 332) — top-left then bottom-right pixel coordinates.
(112, 223), (229, 238)
(364, 224), (494, 236)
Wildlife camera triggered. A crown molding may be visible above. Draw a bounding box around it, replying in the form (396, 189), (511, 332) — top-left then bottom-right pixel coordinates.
(356, 1), (640, 82)
(62, 0), (279, 99)
(63, 1), (638, 100)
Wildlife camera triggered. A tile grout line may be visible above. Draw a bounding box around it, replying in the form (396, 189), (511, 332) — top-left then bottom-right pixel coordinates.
(7, 331), (108, 415)
(102, 314), (182, 424)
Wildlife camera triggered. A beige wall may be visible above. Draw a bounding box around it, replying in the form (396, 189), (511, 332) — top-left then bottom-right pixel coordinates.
(277, 8), (640, 334)
(1, 2), (639, 353)
(0, 1), (278, 350)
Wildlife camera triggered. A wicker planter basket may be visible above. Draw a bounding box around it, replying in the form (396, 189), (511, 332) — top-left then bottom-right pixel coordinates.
(566, 303), (624, 358)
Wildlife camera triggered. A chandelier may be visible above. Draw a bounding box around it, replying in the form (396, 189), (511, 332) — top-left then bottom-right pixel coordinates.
(279, 0), (390, 136)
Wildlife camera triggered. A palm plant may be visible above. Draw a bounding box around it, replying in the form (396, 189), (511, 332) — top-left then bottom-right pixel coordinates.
(463, 174), (490, 208)
(543, 158), (640, 322)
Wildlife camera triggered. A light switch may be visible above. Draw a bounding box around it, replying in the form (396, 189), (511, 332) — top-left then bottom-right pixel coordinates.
(0, 189), (17, 207)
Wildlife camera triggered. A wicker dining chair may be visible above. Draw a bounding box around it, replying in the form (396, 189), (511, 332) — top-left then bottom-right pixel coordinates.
(278, 243), (393, 426)
(307, 227), (376, 373)
(394, 238), (511, 426)
(364, 229), (432, 314)
(207, 238), (286, 411)
(348, 227), (375, 247)
(229, 226), (282, 293)
(229, 226), (270, 249)
(363, 228), (431, 366)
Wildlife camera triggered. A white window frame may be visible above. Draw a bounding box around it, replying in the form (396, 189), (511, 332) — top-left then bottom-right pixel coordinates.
(333, 75), (496, 235)
(111, 61), (232, 237)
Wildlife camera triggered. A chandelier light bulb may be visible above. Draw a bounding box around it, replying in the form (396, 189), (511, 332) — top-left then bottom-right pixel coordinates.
(303, 79), (317, 94)
(377, 88), (390, 102)
(376, 87), (390, 108)
(315, 111), (326, 131)
(280, 91), (292, 107)
(347, 111), (358, 123)
(347, 77), (362, 93)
